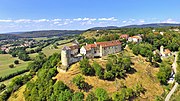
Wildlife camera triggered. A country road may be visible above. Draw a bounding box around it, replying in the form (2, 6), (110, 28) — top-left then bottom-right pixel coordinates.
(165, 52), (179, 101)
(165, 82), (178, 101)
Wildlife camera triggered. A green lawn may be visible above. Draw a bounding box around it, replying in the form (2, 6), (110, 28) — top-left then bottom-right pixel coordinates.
(0, 54), (31, 78)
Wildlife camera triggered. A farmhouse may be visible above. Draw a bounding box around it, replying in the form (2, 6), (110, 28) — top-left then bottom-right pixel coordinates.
(128, 35), (142, 43)
(120, 34), (129, 40)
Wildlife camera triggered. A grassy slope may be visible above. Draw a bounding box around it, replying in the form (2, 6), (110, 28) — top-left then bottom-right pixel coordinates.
(0, 54), (31, 78)
(8, 76), (37, 101)
(55, 48), (164, 100)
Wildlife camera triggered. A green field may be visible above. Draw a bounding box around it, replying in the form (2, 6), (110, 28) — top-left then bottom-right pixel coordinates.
(32, 36), (59, 41)
(0, 54), (31, 78)
(42, 39), (73, 57)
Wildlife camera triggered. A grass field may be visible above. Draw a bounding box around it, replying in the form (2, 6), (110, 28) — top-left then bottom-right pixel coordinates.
(0, 54), (31, 78)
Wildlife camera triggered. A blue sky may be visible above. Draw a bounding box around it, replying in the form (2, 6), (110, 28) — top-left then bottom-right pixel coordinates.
(0, 0), (180, 33)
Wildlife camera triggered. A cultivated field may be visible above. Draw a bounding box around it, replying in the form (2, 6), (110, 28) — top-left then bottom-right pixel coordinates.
(0, 54), (31, 78)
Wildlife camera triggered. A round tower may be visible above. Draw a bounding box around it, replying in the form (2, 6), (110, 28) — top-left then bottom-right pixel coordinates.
(61, 46), (71, 68)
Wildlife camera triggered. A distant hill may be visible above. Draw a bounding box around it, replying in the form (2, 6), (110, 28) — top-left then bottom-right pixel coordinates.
(122, 23), (180, 28)
(0, 30), (84, 40)
(88, 23), (180, 30)
(88, 26), (119, 30)
(18, 30), (84, 38)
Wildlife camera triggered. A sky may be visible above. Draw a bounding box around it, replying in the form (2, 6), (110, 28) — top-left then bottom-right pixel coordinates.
(0, 0), (180, 33)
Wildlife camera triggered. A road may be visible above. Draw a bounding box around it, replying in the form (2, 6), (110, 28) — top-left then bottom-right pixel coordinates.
(165, 82), (178, 101)
(165, 52), (179, 101)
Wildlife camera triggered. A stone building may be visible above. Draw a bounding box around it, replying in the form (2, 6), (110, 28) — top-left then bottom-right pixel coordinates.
(61, 40), (122, 69)
(61, 44), (82, 70)
(80, 40), (122, 58)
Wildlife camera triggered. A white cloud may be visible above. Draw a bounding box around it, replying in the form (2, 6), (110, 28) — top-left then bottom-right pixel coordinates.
(73, 18), (82, 21)
(162, 18), (179, 23)
(139, 19), (145, 23)
(0, 19), (13, 22)
(53, 22), (59, 24)
(14, 19), (31, 23)
(98, 17), (117, 21)
(52, 19), (62, 22)
(122, 20), (127, 23)
(33, 19), (49, 23)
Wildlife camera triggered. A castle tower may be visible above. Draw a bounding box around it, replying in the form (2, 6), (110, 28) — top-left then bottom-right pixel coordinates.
(61, 46), (71, 68)
(160, 46), (164, 55)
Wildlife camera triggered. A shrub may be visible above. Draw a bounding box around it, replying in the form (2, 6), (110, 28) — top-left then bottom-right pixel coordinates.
(14, 60), (19, 64)
(9, 64), (14, 68)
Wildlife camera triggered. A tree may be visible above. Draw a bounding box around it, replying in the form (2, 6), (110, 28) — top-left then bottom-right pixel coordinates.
(95, 88), (109, 101)
(9, 64), (14, 68)
(86, 92), (98, 101)
(157, 62), (171, 85)
(92, 62), (103, 79)
(58, 90), (73, 101)
(14, 60), (19, 64)
(79, 58), (94, 75)
(72, 92), (84, 101)
(104, 71), (114, 80)
(72, 75), (86, 90)
(175, 72), (180, 84)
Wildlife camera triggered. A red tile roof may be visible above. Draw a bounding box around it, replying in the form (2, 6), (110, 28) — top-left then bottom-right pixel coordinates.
(120, 34), (129, 39)
(164, 49), (171, 54)
(84, 44), (97, 51)
(96, 40), (122, 48)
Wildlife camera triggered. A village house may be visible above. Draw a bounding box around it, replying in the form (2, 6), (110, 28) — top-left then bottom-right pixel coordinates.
(128, 35), (142, 43)
(160, 46), (172, 57)
(120, 34), (129, 40)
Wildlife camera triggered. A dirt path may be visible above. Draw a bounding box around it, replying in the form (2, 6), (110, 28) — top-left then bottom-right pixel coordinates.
(165, 52), (179, 101)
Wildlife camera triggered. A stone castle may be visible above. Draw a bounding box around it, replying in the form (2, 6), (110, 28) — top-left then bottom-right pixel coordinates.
(61, 40), (122, 70)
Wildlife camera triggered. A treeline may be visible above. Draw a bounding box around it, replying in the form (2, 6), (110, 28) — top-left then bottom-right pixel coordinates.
(0, 73), (33, 100)
(9, 47), (31, 61)
(0, 69), (29, 82)
(77, 33), (119, 44)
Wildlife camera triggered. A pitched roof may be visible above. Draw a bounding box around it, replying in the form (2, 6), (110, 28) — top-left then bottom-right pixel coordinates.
(96, 40), (122, 48)
(120, 34), (129, 39)
(130, 36), (142, 39)
(62, 45), (79, 51)
(164, 49), (171, 54)
(69, 45), (80, 50)
(84, 44), (97, 51)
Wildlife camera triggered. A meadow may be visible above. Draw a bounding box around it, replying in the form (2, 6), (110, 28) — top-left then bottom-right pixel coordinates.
(0, 54), (31, 78)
